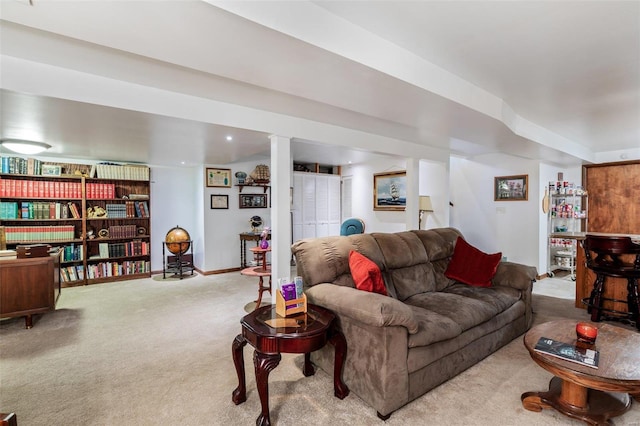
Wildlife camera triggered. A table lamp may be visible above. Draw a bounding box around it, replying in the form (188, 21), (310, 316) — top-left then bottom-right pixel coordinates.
(419, 196), (434, 230)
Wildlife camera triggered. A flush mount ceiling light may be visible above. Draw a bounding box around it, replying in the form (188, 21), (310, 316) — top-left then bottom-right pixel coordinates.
(0, 139), (51, 155)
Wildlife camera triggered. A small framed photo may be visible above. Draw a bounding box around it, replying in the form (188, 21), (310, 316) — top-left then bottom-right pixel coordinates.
(373, 171), (406, 211)
(206, 168), (232, 187)
(210, 194), (229, 209)
(494, 174), (528, 201)
(239, 194), (267, 209)
(41, 164), (62, 176)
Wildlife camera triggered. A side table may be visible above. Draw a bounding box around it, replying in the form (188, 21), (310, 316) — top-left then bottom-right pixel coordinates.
(232, 304), (349, 426)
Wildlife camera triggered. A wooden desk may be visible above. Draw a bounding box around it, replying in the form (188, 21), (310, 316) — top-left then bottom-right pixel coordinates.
(0, 250), (61, 328)
(239, 232), (270, 268)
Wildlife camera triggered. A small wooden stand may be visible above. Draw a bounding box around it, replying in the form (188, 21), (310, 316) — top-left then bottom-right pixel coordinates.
(276, 291), (307, 317)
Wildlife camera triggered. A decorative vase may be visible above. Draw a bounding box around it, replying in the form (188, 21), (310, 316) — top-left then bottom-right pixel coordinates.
(260, 239), (269, 249)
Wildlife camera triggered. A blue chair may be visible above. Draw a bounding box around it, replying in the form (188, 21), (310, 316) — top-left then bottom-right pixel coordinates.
(340, 218), (365, 236)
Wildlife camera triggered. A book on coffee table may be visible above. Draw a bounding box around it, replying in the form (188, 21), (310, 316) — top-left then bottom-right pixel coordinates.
(534, 337), (599, 369)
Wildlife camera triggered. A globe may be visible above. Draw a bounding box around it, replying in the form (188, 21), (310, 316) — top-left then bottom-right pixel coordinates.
(249, 216), (263, 232)
(165, 226), (191, 255)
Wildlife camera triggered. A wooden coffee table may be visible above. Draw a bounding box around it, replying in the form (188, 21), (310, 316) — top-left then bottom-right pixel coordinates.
(522, 319), (640, 425)
(232, 304), (349, 426)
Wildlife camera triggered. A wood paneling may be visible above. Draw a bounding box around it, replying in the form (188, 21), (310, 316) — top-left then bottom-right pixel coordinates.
(584, 161), (640, 234)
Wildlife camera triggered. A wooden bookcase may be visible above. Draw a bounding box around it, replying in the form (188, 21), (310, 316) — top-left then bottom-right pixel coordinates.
(0, 166), (151, 286)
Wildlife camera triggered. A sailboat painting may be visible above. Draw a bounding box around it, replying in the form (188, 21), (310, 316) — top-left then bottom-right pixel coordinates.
(373, 171), (407, 211)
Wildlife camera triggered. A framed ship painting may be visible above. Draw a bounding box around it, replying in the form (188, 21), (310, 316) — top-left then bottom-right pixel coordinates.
(373, 171), (406, 211)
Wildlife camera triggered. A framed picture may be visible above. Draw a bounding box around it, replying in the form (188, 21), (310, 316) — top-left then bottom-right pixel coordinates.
(373, 171), (407, 211)
(240, 193), (267, 209)
(206, 168), (232, 187)
(494, 174), (528, 201)
(210, 194), (229, 209)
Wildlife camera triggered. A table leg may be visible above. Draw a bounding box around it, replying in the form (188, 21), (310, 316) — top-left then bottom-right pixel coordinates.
(255, 277), (265, 310)
(25, 314), (33, 329)
(231, 334), (248, 405)
(254, 351), (281, 426)
(303, 353), (315, 377)
(522, 376), (631, 425)
(329, 330), (350, 399)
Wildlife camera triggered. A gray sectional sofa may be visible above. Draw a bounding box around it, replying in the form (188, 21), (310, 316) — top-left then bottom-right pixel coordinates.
(291, 227), (537, 419)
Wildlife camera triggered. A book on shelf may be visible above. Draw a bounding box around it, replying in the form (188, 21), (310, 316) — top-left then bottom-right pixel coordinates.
(534, 337), (599, 368)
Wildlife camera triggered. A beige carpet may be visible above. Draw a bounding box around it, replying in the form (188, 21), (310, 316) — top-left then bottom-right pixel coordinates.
(1, 272), (639, 426)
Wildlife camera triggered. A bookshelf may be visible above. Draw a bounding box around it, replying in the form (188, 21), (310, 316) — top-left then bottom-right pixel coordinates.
(0, 162), (151, 286)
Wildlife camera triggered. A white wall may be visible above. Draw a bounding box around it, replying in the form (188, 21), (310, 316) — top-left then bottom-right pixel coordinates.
(342, 158), (408, 233)
(149, 165), (200, 272)
(449, 154), (540, 267)
(202, 158), (271, 271)
(419, 159), (450, 230)
(340, 157), (449, 233)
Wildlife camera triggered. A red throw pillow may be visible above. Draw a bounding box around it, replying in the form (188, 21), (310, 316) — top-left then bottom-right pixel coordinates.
(349, 250), (388, 296)
(445, 237), (502, 287)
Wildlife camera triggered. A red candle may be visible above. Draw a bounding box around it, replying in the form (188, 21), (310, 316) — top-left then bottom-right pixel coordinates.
(576, 322), (598, 344)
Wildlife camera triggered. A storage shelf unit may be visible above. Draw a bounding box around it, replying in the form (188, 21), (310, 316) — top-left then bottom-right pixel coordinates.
(546, 182), (588, 280)
(1, 163), (151, 287)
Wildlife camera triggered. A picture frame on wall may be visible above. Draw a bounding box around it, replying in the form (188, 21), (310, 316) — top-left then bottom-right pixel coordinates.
(210, 194), (229, 209)
(373, 171), (407, 211)
(205, 168), (232, 187)
(239, 193), (267, 209)
(494, 174), (528, 201)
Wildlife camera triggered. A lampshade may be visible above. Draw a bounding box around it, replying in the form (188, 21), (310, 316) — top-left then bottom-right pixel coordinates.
(0, 139), (51, 155)
(419, 196), (434, 212)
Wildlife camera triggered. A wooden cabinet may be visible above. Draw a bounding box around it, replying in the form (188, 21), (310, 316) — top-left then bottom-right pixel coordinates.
(0, 250), (61, 328)
(292, 172), (340, 242)
(0, 164), (151, 286)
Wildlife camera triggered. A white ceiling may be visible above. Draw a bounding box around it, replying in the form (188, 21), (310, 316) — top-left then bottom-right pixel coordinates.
(0, 1), (638, 168)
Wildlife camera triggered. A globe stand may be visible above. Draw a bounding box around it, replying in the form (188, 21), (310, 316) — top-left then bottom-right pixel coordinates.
(162, 240), (194, 279)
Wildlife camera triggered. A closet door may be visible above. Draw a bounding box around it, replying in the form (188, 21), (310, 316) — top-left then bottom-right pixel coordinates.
(302, 174), (317, 239)
(292, 173), (304, 242)
(315, 175), (329, 237)
(328, 175), (341, 236)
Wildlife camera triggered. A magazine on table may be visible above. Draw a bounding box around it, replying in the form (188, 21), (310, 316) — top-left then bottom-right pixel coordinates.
(534, 337), (599, 369)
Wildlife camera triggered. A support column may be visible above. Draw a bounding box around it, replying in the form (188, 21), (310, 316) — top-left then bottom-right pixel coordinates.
(406, 158), (420, 230)
(269, 135), (292, 302)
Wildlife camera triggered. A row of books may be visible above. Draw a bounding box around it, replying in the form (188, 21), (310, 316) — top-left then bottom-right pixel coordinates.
(3, 225), (75, 243)
(86, 260), (150, 279)
(95, 240), (149, 258)
(86, 183), (116, 199)
(103, 201), (149, 218)
(0, 201), (81, 220)
(0, 178), (82, 198)
(61, 265), (85, 283)
(1, 156), (44, 175)
(61, 243), (84, 262)
(107, 224), (140, 238)
(94, 163), (150, 181)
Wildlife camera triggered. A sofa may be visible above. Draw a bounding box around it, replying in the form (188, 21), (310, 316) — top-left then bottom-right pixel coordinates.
(291, 227), (537, 419)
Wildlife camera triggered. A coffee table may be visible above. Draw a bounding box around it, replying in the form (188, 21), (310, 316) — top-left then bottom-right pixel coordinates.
(232, 304), (349, 426)
(521, 319), (640, 425)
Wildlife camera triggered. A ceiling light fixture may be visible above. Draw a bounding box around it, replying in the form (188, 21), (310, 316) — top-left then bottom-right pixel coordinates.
(0, 139), (51, 155)
(226, 136), (233, 141)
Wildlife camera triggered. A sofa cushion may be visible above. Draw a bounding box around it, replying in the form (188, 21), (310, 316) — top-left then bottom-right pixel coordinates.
(407, 306), (463, 347)
(292, 234), (385, 289)
(349, 250), (388, 296)
(404, 284), (520, 338)
(373, 232), (437, 300)
(445, 237), (502, 287)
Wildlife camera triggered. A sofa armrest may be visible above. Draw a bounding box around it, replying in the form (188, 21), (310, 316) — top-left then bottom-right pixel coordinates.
(492, 261), (537, 290)
(305, 284), (419, 334)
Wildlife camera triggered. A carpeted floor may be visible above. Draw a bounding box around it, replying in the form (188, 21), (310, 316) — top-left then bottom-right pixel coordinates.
(1, 272), (639, 425)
